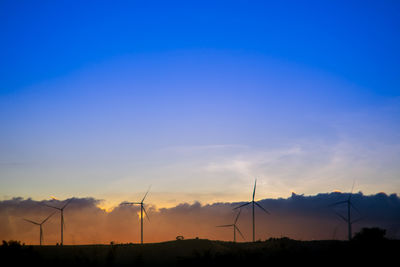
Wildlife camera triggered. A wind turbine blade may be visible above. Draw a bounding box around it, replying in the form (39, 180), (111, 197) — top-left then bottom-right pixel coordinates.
(335, 212), (347, 222)
(351, 217), (364, 224)
(235, 226), (245, 240)
(41, 211), (56, 224)
(350, 202), (361, 214)
(43, 203), (61, 210)
(255, 202), (270, 214)
(61, 198), (73, 210)
(216, 224), (233, 227)
(121, 202), (139, 205)
(252, 179), (257, 201)
(233, 202), (251, 210)
(349, 180), (356, 200)
(234, 209), (241, 224)
(142, 185), (152, 203)
(23, 218), (40, 225)
(142, 206), (150, 222)
(328, 200), (347, 207)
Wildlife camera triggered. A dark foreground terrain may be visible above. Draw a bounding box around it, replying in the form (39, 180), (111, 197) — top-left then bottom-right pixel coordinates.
(1, 238), (399, 266)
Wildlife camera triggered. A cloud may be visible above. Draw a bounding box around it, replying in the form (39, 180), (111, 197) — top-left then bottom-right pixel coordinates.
(0, 193), (399, 245)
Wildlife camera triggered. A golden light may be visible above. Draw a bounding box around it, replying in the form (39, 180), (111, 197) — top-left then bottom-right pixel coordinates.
(96, 203), (115, 213)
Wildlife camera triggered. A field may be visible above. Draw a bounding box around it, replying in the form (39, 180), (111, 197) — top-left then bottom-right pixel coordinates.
(1, 238), (399, 266)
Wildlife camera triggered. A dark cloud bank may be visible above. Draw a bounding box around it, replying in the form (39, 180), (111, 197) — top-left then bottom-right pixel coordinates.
(1, 192), (399, 244)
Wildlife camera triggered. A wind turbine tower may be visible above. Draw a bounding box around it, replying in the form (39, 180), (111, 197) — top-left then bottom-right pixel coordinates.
(234, 179), (270, 242)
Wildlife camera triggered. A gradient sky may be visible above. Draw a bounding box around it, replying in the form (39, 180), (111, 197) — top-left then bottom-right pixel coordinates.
(1, 1), (400, 209)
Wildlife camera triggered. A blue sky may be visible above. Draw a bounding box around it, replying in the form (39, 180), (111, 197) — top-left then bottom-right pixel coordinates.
(1, 1), (399, 208)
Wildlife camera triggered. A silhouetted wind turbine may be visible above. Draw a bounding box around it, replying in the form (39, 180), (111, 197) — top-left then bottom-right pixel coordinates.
(332, 225), (340, 240)
(234, 179), (269, 242)
(44, 199), (72, 246)
(329, 182), (361, 241)
(23, 212), (55, 246)
(122, 186), (151, 244)
(217, 209), (245, 242)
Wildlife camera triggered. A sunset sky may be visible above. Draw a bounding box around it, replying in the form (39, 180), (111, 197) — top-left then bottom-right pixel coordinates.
(1, 0), (400, 213)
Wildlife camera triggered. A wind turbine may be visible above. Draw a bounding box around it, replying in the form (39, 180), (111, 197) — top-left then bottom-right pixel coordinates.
(23, 212), (55, 246)
(122, 186), (151, 244)
(329, 182), (361, 241)
(217, 209), (245, 242)
(44, 199), (72, 246)
(234, 179), (270, 242)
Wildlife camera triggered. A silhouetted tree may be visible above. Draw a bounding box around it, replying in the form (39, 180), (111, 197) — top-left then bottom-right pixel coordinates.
(1, 240), (22, 248)
(353, 227), (387, 242)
